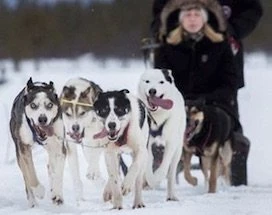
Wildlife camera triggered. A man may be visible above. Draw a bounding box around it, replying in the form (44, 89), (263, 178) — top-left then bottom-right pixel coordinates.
(150, 0), (263, 186)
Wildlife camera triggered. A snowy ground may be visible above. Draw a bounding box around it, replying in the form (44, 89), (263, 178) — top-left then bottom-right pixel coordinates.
(0, 53), (272, 214)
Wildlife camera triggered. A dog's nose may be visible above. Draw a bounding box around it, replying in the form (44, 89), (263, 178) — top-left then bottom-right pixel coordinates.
(149, 88), (157, 96)
(72, 124), (80, 132)
(38, 115), (47, 125)
(108, 122), (116, 130)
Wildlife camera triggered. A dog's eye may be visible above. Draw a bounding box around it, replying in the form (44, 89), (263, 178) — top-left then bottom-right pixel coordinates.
(79, 111), (86, 116)
(115, 107), (126, 116)
(65, 112), (72, 117)
(159, 81), (164, 84)
(46, 102), (53, 109)
(96, 108), (109, 117)
(30, 103), (38, 109)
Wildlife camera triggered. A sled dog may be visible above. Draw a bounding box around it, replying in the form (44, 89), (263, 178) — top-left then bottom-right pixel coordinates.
(93, 90), (149, 209)
(9, 78), (66, 207)
(183, 102), (233, 192)
(60, 77), (105, 201)
(138, 68), (186, 200)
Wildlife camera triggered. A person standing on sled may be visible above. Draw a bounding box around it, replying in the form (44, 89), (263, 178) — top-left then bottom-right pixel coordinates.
(150, 0), (259, 186)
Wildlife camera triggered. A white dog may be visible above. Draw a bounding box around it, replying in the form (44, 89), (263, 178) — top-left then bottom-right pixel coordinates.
(138, 68), (186, 200)
(93, 90), (149, 209)
(60, 78), (106, 202)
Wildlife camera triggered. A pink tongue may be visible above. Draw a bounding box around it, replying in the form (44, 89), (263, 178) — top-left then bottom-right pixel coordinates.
(149, 97), (173, 110)
(93, 127), (108, 139)
(41, 126), (54, 137)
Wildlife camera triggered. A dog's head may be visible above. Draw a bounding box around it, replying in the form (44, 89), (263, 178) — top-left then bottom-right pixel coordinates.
(24, 78), (60, 140)
(138, 68), (174, 112)
(185, 104), (205, 142)
(93, 89), (131, 143)
(60, 78), (102, 143)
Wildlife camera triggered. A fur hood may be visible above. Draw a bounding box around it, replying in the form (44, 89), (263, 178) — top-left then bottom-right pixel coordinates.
(159, 0), (227, 42)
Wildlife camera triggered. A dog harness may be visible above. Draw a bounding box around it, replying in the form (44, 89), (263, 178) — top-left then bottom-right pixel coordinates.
(192, 123), (212, 157)
(60, 99), (93, 108)
(115, 124), (130, 147)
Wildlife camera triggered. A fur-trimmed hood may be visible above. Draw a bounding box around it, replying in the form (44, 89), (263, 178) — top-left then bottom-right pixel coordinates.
(159, 0), (227, 42)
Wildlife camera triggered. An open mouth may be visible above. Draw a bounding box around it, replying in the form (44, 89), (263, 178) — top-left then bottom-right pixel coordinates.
(147, 94), (173, 111)
(32, 120), (54, 143)
(185, 119), (199, 141)
(67, 129), (84, 143)
(93, 127), (119, 141)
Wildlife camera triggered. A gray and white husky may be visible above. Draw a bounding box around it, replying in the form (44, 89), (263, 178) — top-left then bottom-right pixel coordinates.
(9, 78), (66, 207)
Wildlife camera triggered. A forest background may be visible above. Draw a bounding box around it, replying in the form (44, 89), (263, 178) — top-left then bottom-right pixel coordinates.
(0, 0), (270, 68)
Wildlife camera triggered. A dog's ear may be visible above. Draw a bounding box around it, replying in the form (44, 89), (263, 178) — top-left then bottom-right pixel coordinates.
(62, 86), (75, 99)
(161, 69), (174, 84)
(120, 89), (130, 94)
(48, 81), (56, 92)
(81, 87), (91, 99)
(26, 77), (34, 92)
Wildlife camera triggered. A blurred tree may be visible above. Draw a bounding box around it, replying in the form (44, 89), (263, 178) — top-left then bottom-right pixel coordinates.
(0, 0), (269, 63)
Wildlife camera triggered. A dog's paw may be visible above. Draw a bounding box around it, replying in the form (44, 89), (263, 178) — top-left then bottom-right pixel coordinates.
(132, 202), (145, 209)
(52, 195), (64, 205)
(121, 179), (133, 196)
(86, 169), (101, 181)
(167, 195), (179, 201)
(103, 186), (112, 202)
(112, 205), (123, 210)
(28, 197), (38, 208)
(189, 177), (198, 186)
(32, 184), (45, 199)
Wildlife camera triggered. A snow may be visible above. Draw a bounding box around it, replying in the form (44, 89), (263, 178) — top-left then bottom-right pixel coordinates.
(0, 53), (272, 214)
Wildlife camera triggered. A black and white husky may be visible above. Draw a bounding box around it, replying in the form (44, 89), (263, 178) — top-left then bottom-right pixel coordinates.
(9, 78), (66, 207)
(93, 90), (149, 209)
(59, 77), (104, 202)
(138, 68), (186, 201)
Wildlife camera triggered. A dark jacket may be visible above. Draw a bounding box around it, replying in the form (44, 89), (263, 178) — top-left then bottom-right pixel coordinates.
(155, 36), (238, 116)
(151, 0), (263, 89)
(217, 0), (263, 88)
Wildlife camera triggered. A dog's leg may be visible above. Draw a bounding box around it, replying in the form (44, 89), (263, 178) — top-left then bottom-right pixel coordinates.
(16, 143), (45, 207)
(208, 156), (219, 193)
(166, 147), (181, 201)
(104, 145), (122, 209)
(219, 140), (233, 186)
(82, 146), (104, 181)
(147, 137), (178, 187)
(132, 146), (147, 209)
(133, 167), (146, 209)
(201, 156), (210, 189)
(45, 138), (66, 205)
(103, 179), (112, 202)
(182, 148), (198, 186)
(122, 144), (147, 197)
(66, 141), (83, 203)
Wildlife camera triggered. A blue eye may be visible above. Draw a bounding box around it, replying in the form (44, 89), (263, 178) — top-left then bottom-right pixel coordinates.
(30, 103), (38, 109)
(47, 102), (53, 109)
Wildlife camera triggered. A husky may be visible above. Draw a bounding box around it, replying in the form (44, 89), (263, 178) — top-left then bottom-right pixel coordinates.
(9, 78), (66, 207)
(183, 102), (233, 193)
(138, 68), (186, 201)
(59, 77), (105, 202)
(93, 89), (149, 209)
